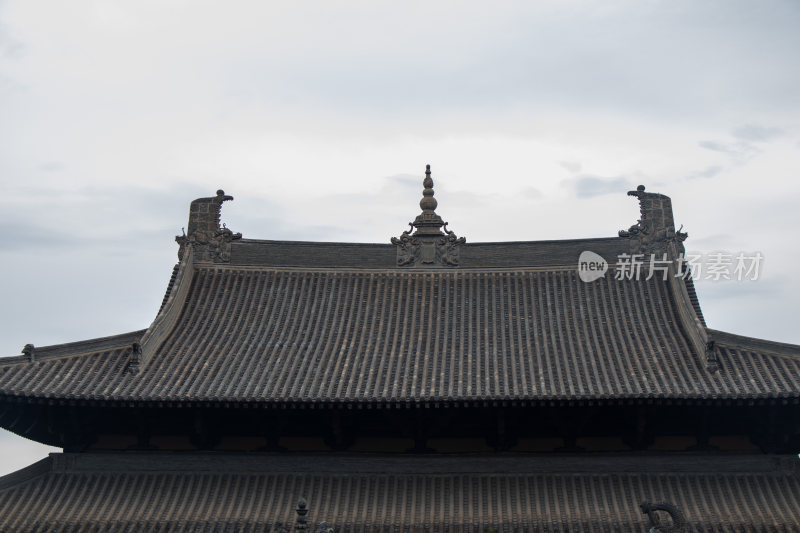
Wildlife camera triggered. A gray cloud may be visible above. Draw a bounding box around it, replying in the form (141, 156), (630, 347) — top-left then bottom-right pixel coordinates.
(266, 2), (799, 121)
(0, 17), (24, 60)
(1, 182), (218, 253)
(698, 140), (760, 163)
(50, 1), (788, 123)
(697, 123), (786, 166)
(687, 234), (737, 249)
(559, 161), (582, 174)
(0, 38), (22, 60)
(440, 190), (495, 212)
(569, 175), (631, 198)
(0, 222), (91, 250)
(38, 161), (64, 172)
(686, 165), (724, 180)
(384, 174), (423, 192)
(698, 140), (739, 155)
(697, 275), (784, 300)
(521, 187), (543, 199)
(732, 124), (784, 143)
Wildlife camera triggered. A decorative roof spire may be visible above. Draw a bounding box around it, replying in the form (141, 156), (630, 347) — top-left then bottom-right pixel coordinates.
(420, 165), (436, 211)
(295, 498), (309, 531)
(412, 164), (445, 236)
(391, 164), (465, 267)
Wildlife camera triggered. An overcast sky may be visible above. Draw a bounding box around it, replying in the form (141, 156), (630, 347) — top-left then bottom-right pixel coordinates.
(1, 1), (799, 475)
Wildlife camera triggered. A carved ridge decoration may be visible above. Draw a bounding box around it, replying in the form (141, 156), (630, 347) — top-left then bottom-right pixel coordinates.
(438, 223), (466, 266)
(391, 165), (465, 268)
(705, 339), (719, 373)
(640, 501), (688, 532)
(127, 342), (142, 375)
(22, 343), (35, 363)
(619, 185), (687, 256)
(391, 223), (420, 266)
(273, 498), (335, 533)
(175, 189), (242, 263)
(177, 225), (241, 263)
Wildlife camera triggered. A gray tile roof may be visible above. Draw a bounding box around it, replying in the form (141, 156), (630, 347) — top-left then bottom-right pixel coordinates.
(1, 453), (798, 532)
(1, 261), (799, 404)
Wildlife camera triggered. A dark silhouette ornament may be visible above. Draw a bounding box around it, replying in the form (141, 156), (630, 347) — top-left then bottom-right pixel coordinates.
(640, 501), (687, 532)
(619, 185), (687, 255)
(391, 165), (465, 267)
(175, 189), (242, 262)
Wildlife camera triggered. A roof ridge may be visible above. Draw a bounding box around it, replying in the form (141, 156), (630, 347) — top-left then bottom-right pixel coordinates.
(235, 236), (624, 247)
(683, 275), (707, 327)
(195, 264), (587, 274)
(41, 452), (800, 475)
(1, 330), (145, 364)
(666, 253), (717, 371)
(157, 264), (181, 314)
(136, 245), (197, 372)
(0, 456), (53, 491)
(709, 329), (800, 359)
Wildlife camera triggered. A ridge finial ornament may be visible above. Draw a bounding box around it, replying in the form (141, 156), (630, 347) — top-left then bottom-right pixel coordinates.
(640, 501), (687, 532)
(175, 189), (242, 262)
(22, 344), (35, 363)
(127, 342), (142, 374)
(391, 165), (465, 267)
(619, 184), (687, 255)
(295, 498), (309, 532)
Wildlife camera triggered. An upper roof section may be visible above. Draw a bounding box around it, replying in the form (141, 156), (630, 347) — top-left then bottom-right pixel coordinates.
(171, 166), (688, 271)
(1, 166), (799, 406)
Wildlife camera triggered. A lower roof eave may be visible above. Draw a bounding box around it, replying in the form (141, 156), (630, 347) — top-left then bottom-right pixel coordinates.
(0, 452), (799, 532)
(2, 393), (799, 409)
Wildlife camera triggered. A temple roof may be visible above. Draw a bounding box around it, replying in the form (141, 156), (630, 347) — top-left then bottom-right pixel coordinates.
(1, 169), (799, 406)
(1, 266), (799, 406)
(1, 453), (798, 532)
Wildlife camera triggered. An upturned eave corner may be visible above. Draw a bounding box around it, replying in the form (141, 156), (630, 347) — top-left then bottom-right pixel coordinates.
(129, 189), (238, 374)
(619, 185), (717, 372)
(132, 245), (196, 374)
(666, 248), (719, 373)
